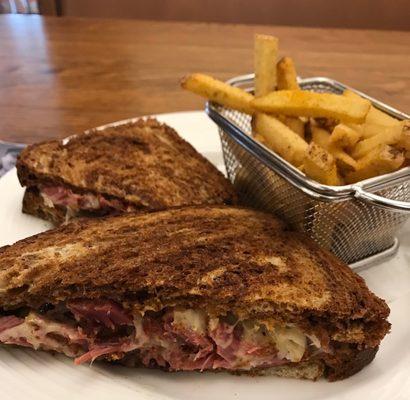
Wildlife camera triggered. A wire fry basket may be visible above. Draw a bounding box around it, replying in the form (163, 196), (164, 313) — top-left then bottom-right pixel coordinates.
(206, 74), (410, 268)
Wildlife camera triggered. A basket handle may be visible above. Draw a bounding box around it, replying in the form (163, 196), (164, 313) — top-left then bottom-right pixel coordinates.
(353, 185), (410, 213)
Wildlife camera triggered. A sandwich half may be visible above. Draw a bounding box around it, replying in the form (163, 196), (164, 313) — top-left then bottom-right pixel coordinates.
(16, 118), (236, 224)
(0, 206), (389, 381)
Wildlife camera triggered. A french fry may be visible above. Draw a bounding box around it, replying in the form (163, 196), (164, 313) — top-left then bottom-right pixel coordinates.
(304, 142), (343, 185)
(342, 90), (363, 102)
(397, 121), (410, 152)
(181, 73), (254, 114)
(181, 37), (407, 186)
(351, 125), (404, 159)
(253, 133), (267, 145)
(310, 125), (331, 148)
(315, 118), (338, 132)
(346, 122), (364, 136)
(366, 108), (401, 127)
(253, 90), (371, 123)
(275, 57), (304, 138)
(344, 90), (400, 127)
(345, 145), (405, 183)
(335, 152), (360, 173)
(252, 113), (308, 166)
(254, 34), (279, 97)
(362, 122), (405, 139)
(277, 115), (305, 138)
(330, 124), (361, 148)
(277, 57), (299, 90)
(311, 125), (358, 172)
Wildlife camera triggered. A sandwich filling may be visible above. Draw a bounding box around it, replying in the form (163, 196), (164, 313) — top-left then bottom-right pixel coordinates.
(0, 299), (324, 371)
(39, 186), (136, 217)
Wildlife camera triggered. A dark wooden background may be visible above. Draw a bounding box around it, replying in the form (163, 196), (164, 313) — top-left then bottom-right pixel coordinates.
(56, 0), (410, 31)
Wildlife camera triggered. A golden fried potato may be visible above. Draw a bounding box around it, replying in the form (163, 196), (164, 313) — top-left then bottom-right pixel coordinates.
(277, 115), (305, 138)
(345, 145), (405, 183)
(181, 73), (254, 114)
(304, 142), (343, 185)
(351, 126), (404, 159)
(362, 122), (405, 140)
(344, 90), (400, 127)
(253, 90), (371, 123)
(252, 113), (308, 166)
(311, 125), (358, 172)
(254, 34), (279, 97)
(253, 133), (267, 145)
(277, 57), (299, 90)
(310, 125), (331, 148)
(397, 121), (410, 152)
(181, 38), (407, 186)
(330, 124), (361, 148)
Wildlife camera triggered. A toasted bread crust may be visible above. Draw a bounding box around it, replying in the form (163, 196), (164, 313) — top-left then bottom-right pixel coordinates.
(119, 354), (326, 380)
(322, 345), (378, 381)
(252, 360), (325, 380)
(22, 188), (67, 225)
(118, 346), (375, 381)
(0, 206), (389, 334)
(0, 206), (389, 380)
(16, 118), (237, 212)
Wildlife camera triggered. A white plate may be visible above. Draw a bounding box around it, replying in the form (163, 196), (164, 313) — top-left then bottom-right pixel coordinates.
(0, 111), (409, 400)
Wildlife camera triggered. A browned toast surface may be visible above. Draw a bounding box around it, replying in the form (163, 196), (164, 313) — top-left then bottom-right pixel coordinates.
(0, 206), (389, 336)
(16, 118), (237, 210)
(22, 188), (67, 225)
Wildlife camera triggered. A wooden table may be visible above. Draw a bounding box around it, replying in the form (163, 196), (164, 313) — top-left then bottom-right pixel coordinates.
(0, 15), (409, 143)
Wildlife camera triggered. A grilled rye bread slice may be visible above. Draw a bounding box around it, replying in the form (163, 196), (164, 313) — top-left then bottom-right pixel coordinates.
(16, 118), (237, 224)
(0, 206), (389, 380)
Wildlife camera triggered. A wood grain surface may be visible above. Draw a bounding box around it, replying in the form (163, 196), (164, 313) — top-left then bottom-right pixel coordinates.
(0, 15), (409, 143)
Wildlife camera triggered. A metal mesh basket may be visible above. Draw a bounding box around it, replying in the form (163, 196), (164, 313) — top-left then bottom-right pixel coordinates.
(206, 74), (410, 267)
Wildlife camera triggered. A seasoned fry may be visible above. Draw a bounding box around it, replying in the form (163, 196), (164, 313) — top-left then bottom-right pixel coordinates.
(315, 118), (338, 132)
(335, 152), (359, 173)
(311, 126), (358, 172)
(277, 115), (305, 138)
(330, 124), (361, 148)
(362, 121), (406, 140)
(182, 36), (408, 186)
(397, 121), (410, 152)
(351, 125), (404, 159)
(342, 90), (363, 101)
(253, 133), (267, 145)
(254, 34), (279, 97)
(276, 57), (303, 138)
(304, 143), (343, 185)
(252, 113), (308, 166)
(344, 90), (400, 127)
(277, 57), (299, 90)
(181, 73), (254, 114)
(361, 121), (410, 153)
(310, 125), (331, 148)
(346, 122), (364, 136)
(366, 108), (401, 127)
(345, 145), (404, 183)
(253, 90), (371, 123)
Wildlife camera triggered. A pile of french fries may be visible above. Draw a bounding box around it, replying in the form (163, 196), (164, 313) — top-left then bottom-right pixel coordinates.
(181, 34), (409, 185)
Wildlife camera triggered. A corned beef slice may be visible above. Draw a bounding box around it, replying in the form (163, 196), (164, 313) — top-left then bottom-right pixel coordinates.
(0, 299), (316, 370)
